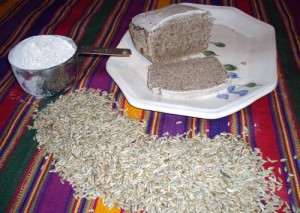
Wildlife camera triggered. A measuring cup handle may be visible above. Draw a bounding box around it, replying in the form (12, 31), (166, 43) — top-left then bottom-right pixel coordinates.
(78, 46), (131, 57)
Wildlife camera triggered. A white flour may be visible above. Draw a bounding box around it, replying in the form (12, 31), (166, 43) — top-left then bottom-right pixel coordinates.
(8, 35), (77, 97)
(8, 35), (76, 70)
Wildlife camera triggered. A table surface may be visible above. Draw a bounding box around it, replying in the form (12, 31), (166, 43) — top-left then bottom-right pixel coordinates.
(0, 1), (299, 212)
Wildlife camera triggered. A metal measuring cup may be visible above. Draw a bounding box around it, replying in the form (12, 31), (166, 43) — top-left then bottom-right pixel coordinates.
(8, 35), (131, 98)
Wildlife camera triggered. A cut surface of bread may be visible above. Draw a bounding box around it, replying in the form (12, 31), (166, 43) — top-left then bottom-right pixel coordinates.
(147, 57), (231, 98)
(129, 4), (213, 63)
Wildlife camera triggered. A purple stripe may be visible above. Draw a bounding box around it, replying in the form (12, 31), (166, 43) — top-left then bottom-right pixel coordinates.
(285, 0), (300, 33)
(76, 200), (84, 213)
(81, 199), (89, 212)
(145, 111), (155, 134)
(28, 0), (67, 36)
(0, 58), (10, 80)
(87, 58), (113, 91)
(209, 0), (224, 6)
(34, 166), (54, 212)
(33, 166), (55, 212)
(183, 0), (204, 4)
(236, 111), (243, 135)
(159, 114), (188, 137)
(33, 171), (74, 213)
(63, 188), (74, 212)
(207, 116), (229, 138)
(78, 199), (88, 213)
(194, 117), (202, 134)
(105, 76), (115, 94)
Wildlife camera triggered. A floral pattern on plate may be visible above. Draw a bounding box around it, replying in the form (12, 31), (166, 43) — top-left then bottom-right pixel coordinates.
(204, 41), (262, 100)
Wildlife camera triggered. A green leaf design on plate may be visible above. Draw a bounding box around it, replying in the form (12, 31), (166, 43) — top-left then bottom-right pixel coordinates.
(244, 83), (262, 87)
(223, 64), (237, 71)
(202, 50), (218, 57)
(237, 82), (263, 87)
(210, 42), (226, 47)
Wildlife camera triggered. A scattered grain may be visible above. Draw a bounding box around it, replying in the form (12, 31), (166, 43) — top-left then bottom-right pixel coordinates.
(32, 89), (291, 213)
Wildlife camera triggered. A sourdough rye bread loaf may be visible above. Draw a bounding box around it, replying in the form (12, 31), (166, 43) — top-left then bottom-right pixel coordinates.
(129, 4), (213, 63)
(147, 57), (231, 98)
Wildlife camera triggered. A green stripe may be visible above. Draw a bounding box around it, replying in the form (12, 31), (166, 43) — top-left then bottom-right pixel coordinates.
(0, 128), (38, 212)
(264, 0), (300, 124)
(78, 0), (118, 47)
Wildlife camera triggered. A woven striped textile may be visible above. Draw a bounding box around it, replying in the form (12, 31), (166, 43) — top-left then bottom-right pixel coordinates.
(0, 0), (299, 212)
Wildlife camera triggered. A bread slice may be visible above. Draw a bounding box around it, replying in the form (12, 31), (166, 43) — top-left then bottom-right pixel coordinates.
(147, 57), (231, 98)
(129, 4), (213, 63)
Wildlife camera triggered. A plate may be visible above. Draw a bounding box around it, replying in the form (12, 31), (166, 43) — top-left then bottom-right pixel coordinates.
(106, 3), (277, 119)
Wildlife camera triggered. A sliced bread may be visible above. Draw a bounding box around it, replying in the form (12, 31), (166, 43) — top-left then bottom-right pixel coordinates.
(147, 57), (231, 98)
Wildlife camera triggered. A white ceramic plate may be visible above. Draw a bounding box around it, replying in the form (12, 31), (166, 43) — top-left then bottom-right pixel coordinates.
(106, 3), (277, 119)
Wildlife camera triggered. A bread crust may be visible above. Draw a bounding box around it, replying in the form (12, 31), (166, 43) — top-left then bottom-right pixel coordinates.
(129, 4), (213, 63)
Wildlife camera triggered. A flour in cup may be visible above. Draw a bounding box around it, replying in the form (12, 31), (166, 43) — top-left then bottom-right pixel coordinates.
(8, 35), (77, 98)
(9, 35), (76, 70)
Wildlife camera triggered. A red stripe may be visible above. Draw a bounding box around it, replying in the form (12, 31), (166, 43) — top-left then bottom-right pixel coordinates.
(54, 0), (93, 36)
(0, 84), (26, 130)
(251, 96), (289, 202)
(92, 198), (99, 210)
(236, 0), (251, 15)
(71, 199), (78, 212)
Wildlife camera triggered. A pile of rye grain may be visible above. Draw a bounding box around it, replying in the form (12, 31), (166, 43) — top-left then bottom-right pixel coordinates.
(31, 89), (296, 213)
